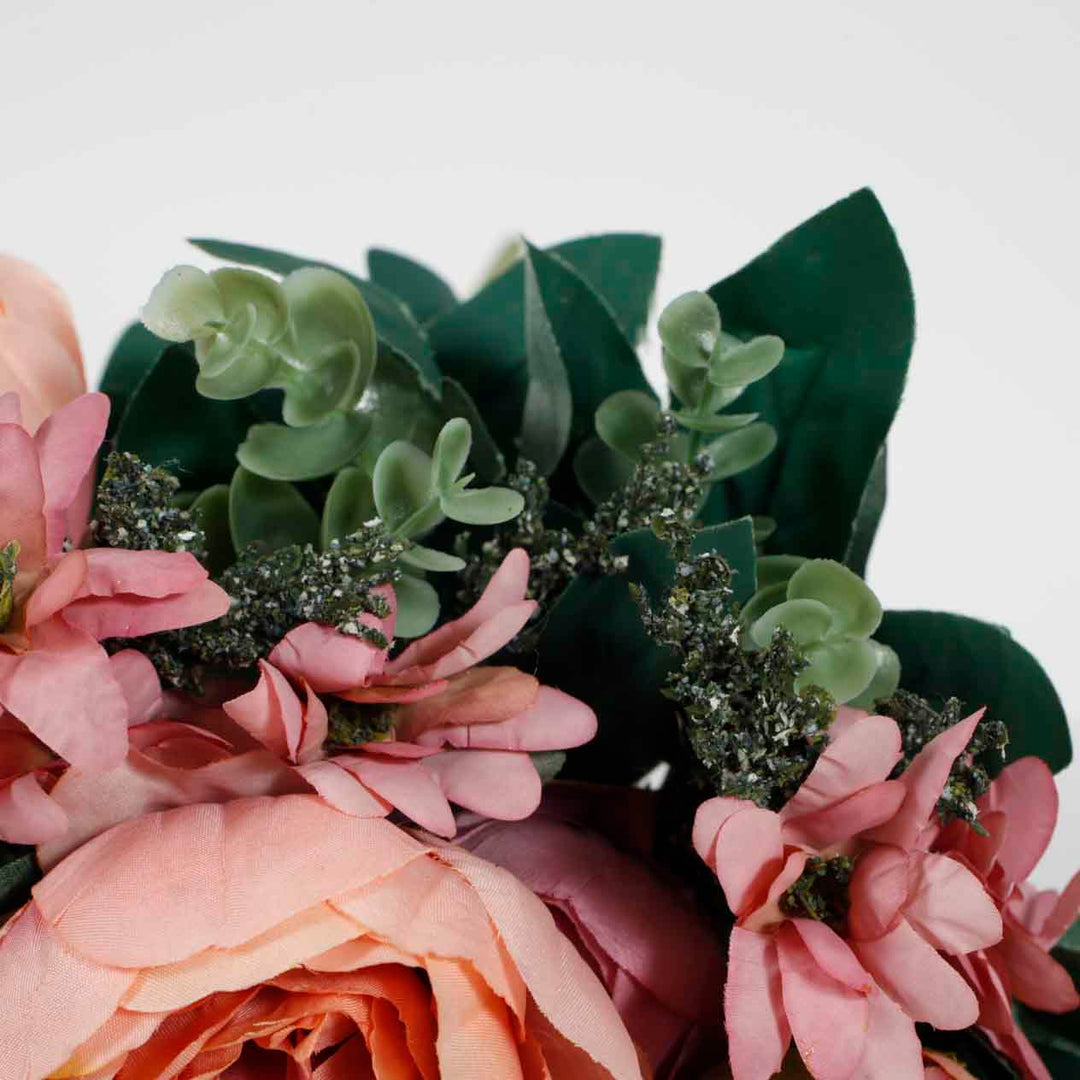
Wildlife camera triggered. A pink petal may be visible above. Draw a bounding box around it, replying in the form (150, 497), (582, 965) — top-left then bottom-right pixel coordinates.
(981, 757), (1058, 894)
(0, 619), (127, 770)
(829, 705), (869, 740)
(386, 548), (536, 683)
(781, 780), (906, 850)
(0, 772), (68, 844)
(781, 714), (902, 822)
(724, 928), (791, 1080)
(358, 740), (442, 759)
(791, 918), (874, 993)
(422, 748), (542, 822)
(296, 679), (328, 764)
(711, 804), (785, 917)
(61, 578), (230, 640)
(0, 255), (83, 379)
(109, 648), (163, 725)
(743, 851), (811, 933)
(777, 921), (869, 1080)
(854, 918), (979, 1029)
(269, 621), (387, 693)
(294, 758), (392, 819)
(78, 547), (209, 599)
(223, 660), (303, 763)
(996, 917), (1080, 1013)
(904, 853), (1002, 955)
(1037, 871), (1080, 947)
(0, 421), (46, 572)
(0, 319), (84, 434)
(692, 796), (754, 869)
(32, 392), (109, 557)
(851, 990), (923, 1079)
(0, 392), (21, 424)
(338, 680), (447, 705)
(340, 753), (457, 837)
(848, 845), (911, 941)
(867, 709), (983, 850)
(23, 549), (88, 628)
(33, 795), (429, 967)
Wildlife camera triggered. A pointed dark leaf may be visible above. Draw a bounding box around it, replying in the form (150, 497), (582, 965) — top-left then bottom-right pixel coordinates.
(368, 247), (457, 324)
(844, 445), (887, 578)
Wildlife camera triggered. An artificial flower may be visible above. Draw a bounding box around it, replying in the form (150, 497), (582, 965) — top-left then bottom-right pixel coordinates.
(0, 392), (230, 842)
(932, 755), (1080, 1079)
(0, 794), (644, 1078)
(457, 784), (725, 1079)
(693, 708), (1002, 1080)
(222, 548), (598, 837)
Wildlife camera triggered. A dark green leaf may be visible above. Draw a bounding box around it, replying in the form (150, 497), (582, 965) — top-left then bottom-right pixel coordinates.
(844, 445), (887, 579)
(98, 322), (163, 440)
(229, 467), (320, 553)
(876, 611), (1072, 773)
(0, 843), (39, 913)
(439, 377), (505, 483)
(114, 345), (262, 490)
(572, 437), (635, 505)
(368, 247), (457, 325)
(188, 238), (441, 392)
(702, 189), (914, 561)
(520, 242), (573, 475)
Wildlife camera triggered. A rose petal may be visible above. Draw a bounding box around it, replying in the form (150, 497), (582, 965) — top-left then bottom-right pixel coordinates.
(0, 421), (46, 572)
(109, 648), (163, 725)
(0, 771), (67, 844)
(904, 853), (1002, 955)
(269, 622), (387, 694)
(724, 928), (790, 1080)
(848, 845), (911, 941)
(62, 578), (230, 640)
(422, 749), (543, 823)
(790, 918), (874, 993)
(981, 757), (1058, 894)
(224, 661), (304, 763)
(781, 780), (906, 850)
(711, 804), (785, 917)
(996, 916), (1080, 1013)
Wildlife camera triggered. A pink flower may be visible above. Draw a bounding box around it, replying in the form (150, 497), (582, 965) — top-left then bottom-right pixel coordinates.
(0, 255), (85, 432)
(0, 393), (230, 843)
(222, 549), (597, 837)
(693, 708), (1002, 1080)
(1, 795), (645, 1078)
(457, 784), (725, 1079)
(932, 756), (1080, 1080)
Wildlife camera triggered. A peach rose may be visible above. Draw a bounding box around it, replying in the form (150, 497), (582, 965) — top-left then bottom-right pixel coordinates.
(0, 795), (644, 1079)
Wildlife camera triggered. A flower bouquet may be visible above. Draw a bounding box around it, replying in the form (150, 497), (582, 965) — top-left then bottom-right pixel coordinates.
(1, 189), (1077, 1079)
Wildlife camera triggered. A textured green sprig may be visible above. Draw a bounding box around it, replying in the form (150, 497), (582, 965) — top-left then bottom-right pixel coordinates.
(876, 690), (1008, 829)
(779, 855), (854, 932)
(93, 452), (207, 559)
(325, 698), (395, 749)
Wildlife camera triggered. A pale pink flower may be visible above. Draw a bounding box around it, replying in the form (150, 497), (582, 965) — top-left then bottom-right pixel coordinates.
(0, 393), (230, 843)
(932, 756), (1080, 1080)
(221, 549), (597, 837)
(693, 708), (1002, 1080)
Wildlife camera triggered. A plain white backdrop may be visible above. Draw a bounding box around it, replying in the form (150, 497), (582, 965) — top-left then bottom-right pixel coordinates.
(2, 0), (1077, 885)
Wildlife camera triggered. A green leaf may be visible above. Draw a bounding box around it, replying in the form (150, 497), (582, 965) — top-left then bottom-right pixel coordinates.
(98, 322), (165, 440)
(400, 545), (466, 572)
(211, 268), (289, 343)
(657, 291), (719, 368)
(190, 484), (234, 576)
(372, 441), (437, 534)
(740, 582), (788, 627)
(439, 377), (505, 483)
(320, 466), (376, 549)
(236, 411), (372, 481)
(671, 409), (759, 434)
(706, 422), (778, 481)
(708, 334), (785, 388)
(187, 238), (441, 392)
(520, 242), (574, 475)
(788, 559), (882, 639)
(141, 265), (224, 341)
(572, 437), (635, 505)
(439, 486), (524, 525)
(702, 189), (914, 561)
(0, 843), (40, 913)
(229, 467), (319, 553)
(796, 638), (879, 702)
(595, 390), (661, 460)
(751, 598), (834, 648)
(427, 235), (659, 453)
(393, 574), (440, 637)
(848, 641), (901, 710)
(368, 247), (457, 325)
(114, 345), (266, 490)
(757, 554), (807, 589)
(876, 611), (1072, 773)
(844, 445), (887, 579)
(431, 418), (472, 492)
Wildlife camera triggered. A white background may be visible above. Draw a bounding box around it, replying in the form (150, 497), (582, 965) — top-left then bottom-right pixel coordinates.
(2, 1), (1077, 886)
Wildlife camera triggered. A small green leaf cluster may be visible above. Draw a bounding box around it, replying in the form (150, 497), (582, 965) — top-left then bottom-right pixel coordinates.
(779, 855), (854, 932)
(0, 842), (40, 917)
(325, 698), (395, 750)
(0, 540), (20, 631)
(574, 290), (782, 506)
(875, 690), (1008, 829)
(741, 556), (900, 707)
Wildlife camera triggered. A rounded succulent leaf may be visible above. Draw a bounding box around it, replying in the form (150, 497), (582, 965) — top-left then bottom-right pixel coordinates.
(657, 291), (720, 368)
(795, 638), (880, 703)
(236, 412), (372, 481)
(740, 582), (788, 631)
(671, 409), (759, 434)
(706, 422), (778, 481)
(282, 266), (377, 374)
(393, 573), (440, 638)
(372, 440), (436, 533)
(595, 390), (661, 460)
(229, 467), (319, 554)
(708, 334), (785, 388)
(439, 486), (525, 526)
(847, 641), (902, 710)
(400, 545), (466, 573)
(280, 341), (369, 427)
(141, 265), (225, 342)
(787, 558), (882, 639)
(573, 437), (636, 505)
(757, 554), (808, 589)
(190, 483), (234, 576)
(320, 466), (376, 549)
(211, 267), (289, 344)
(196, 302), (260, 379)
(432, 418), (472, 492)
(751, 597), (834, 649)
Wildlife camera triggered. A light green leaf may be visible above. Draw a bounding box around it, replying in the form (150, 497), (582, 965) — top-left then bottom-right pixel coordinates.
(795, 639), (879, 703)
(141, 266), (224, 342)
(400, 545), (467, 573)
(237, 411), (371, 481)
(211, 268), (289, 343)
(706, 422), (778, 481)
(393, 574), (440, 638)
(320, 466), (376, 549)
(229, 467), (319, 553)
(595, 390), (661, 460)
(740, 582), (788, 629)
(431, 418), (472, 492)
(657, 291), (719, 368)
(573, 437), (635, 505)
(190, 484), (234, 576)
(757, 555), (807, 589)
(279, 340), (368, 427)
(439, 377), (505, 483)
(708, 334), (785, 388)
(439, 486), (525, 525)
(848, 642), (901, 709)
(671, 410), (760, 434)
(372, 441), (437, 534)
(751, 598), (834, 648)
(788, 559), (882, 639)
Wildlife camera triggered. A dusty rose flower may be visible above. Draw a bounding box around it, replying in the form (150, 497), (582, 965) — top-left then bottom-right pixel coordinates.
(0, 794), (645, 1078)
(693, 709), (1002, 1080)
(932, 756), (1080, 1080)
(457, 785), (725, 1079)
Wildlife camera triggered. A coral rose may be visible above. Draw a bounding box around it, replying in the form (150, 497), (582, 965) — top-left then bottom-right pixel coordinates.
(1, 795), (645, 1079)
